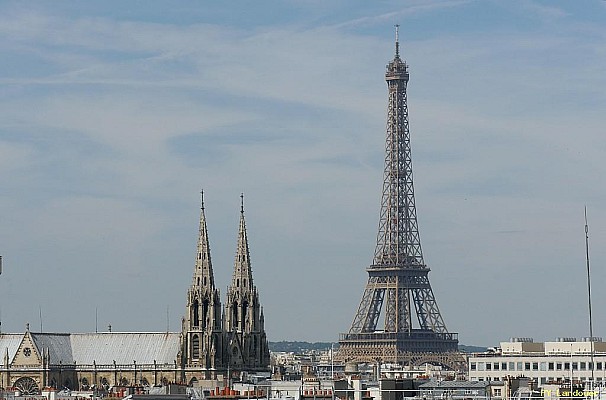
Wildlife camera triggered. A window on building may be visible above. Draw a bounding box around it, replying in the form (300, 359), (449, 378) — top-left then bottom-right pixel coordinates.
(471, 362), (476, 371)
(557, 363), (562, 370)
(548, 362), (554, 371)
(598, 362), (603, 370)
(572, 362), (578, 371)
(193, 299), (200, 327)
(509, 362), (515, 371)
(494, 362), (499, 370)
(540, 362), (546, 371)
(581, 362), (586, 370)
(517, 362), (523, 371)
(478, 362), (485, 371)
(486, 363), (492, 370)
(502, 362), (507, 370)
(192, 334), (200, 359)
(541, 378), (547, 384)
(494, 388), (502, 397)
(532, 362), (538, 371)
(525, 362), (531, 371)
(565, 362), (570, 370)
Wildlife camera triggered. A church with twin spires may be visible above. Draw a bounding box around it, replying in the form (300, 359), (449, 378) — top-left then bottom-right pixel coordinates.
(180, 192), (270, 381)
(0, 193), (269, 394)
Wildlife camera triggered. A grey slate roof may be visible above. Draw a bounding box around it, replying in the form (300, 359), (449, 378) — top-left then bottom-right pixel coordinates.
(32, 333), (73, 364)
(0, 334), (22, 366)
(1, 332), (181, 366)
(70, 333), (181, 365)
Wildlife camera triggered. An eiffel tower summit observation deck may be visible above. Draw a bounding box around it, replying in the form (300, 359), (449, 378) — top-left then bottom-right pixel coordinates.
(337, 27), (459, 366)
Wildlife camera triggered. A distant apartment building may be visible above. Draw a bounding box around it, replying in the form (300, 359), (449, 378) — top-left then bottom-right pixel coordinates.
(468, 337), (606, 386)
(418, 380), (500, 400)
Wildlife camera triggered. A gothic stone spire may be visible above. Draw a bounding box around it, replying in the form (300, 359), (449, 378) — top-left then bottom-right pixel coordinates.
(182, 191), (224, 372)
(193, 190), (215, 288)
(230, 193), (254, 293)
(224, 195), (269, 369)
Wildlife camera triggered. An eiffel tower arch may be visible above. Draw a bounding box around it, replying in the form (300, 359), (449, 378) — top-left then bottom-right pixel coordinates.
(337, 27), (459, 365)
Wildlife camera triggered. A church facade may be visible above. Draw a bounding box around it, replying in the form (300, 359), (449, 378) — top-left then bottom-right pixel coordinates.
(0, 194), (270, 394)
(179, 194), (270, 383)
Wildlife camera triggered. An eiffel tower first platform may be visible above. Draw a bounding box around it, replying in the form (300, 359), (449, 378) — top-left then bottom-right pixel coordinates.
(337, 27), (460, 368)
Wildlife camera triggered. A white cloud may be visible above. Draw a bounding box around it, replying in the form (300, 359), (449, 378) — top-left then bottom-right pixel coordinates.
(1, 1), (606, 345)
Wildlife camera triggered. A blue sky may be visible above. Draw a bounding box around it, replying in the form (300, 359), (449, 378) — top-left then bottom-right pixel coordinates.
(1, 0), (605, 347)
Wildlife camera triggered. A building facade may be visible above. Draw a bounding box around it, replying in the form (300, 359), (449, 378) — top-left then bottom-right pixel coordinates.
(469, 337), (606, 386)
(0, 329), (181, 394)
(0, 195), (270, 394)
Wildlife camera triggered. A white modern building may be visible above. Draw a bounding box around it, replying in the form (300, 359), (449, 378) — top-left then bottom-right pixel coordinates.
(469, 337), (606, 386)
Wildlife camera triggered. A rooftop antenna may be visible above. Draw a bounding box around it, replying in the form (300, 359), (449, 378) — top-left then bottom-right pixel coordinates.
(39, 305), (43, 332)
(585, 206), (595, 383)
(394, 24), (400, 58)
(166, 305), (170, 333)
(95, 307), (98, 333)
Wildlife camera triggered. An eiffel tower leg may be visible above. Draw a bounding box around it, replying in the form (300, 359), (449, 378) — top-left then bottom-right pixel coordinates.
(397, 286), (412, 332)
(412, 276), (447, 333)
(349, 277), (385, 333)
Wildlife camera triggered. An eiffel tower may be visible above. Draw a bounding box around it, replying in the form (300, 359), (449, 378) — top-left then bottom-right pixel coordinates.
(337, 27), (459, 366)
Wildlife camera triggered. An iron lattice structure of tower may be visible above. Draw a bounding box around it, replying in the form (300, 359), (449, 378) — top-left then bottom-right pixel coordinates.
(338, 27), (459, 366)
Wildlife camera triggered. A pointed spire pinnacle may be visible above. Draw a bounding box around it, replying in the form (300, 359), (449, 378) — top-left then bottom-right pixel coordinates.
(231, 194), (253, 289)
(193, 190), (215, 288)
(395, 24), (400, 59)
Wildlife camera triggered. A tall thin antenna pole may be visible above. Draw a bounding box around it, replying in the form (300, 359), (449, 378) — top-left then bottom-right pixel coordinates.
(585, 206), (595, 383)
(166, 305), (170, 333)
(95, 307), (98, 333)
(394, 24), (400, 58)
(39, 306), (43, 332)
